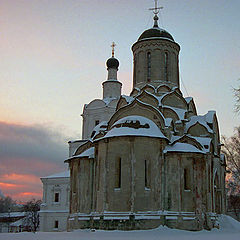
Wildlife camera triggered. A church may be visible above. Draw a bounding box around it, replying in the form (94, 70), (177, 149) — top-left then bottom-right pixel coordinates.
(64, 5), (226, 231)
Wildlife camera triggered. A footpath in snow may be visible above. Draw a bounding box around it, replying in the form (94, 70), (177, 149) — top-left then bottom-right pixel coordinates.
(0, 215), (239, 240)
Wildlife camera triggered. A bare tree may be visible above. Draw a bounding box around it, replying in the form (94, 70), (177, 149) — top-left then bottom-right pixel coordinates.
(0, 196), (15, 213)
(23, 199), (42, 232)
(234, 81), (240, 113)
(222, 128), (240, 195)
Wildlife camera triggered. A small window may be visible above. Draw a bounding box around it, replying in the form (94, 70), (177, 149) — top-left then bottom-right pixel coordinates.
(54, 192), (59, 203)
(115, 158), (121, 189)
(54, 220), (59, 229)
(184, 168), (191, 190)
(147, 52), (151, 81)
(95, 120), (100, 126)
(145, 160), (150, 189)
(164, 52), (168, 81)
(133, 54), (137, 85)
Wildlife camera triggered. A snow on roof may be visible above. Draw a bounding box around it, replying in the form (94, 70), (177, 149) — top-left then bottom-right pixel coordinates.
(101, 116), (167, 140)
(164, 106), (187, 120)
(205, 110), (216, 124)
(185, 115), (213, 133)
(41, 170), (70, 179)
(188, 135), (212, 150)
(155, 92), (171, 105)
(90, 121), (108, 139)
(165, 118), (173, 127)
(121, 95), (134, 104)
(102, 97), (118, 106)
(164, 142), (205, 154)
(170, 135), (182, 143)
(185, 97), (193, 104)
(0, 212), (25, 218)
(78, 147), (95, 158)
(69, 147), (95, 160)
(10, 218), (26, 227)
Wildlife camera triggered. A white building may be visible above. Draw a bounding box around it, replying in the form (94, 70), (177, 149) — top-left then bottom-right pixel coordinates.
(39, 171), (70, 232)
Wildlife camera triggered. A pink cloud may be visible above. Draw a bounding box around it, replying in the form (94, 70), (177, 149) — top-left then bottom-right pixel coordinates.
(0, 121), (68, 202)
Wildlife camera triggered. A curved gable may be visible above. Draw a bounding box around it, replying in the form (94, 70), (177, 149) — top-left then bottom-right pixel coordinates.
(188, 99), (197, 115)
(136, 91), (159, 108)
(162, 107), (179, 122)
(74, 141), (93, 156)
(108, 99), (165, 130)
(172, 87), (182, 96)
(86, 99), (106, 109)
(116, 96), (128, 111)
(156, 84), (171, 95)
(174, 135), (203, 150)
(130, 88), (140, 97)
(162, 91), (188, 109)
(187, 122), (210, 137)
(141, 84), (155, 94)
(108, 98), (118, 108)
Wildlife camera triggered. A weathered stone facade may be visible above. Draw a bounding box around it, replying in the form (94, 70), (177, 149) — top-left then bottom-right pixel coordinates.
(65, 14), (226, 231)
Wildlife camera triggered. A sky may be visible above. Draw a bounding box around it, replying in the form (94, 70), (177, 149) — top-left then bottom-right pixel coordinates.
(0, 0), (239, 202)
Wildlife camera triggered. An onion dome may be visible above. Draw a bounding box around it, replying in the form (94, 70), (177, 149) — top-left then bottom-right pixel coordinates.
(138, 27), (174, 42)
(138, 14), (174, 42)
(106, 57), (119, 69)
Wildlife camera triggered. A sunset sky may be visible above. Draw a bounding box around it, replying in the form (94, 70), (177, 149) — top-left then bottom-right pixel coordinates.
(0, 0), (240, 202)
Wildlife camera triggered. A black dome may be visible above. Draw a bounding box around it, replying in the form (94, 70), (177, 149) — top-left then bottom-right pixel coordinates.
(106, 57), (119, 69)
(138, 27), (174, 42)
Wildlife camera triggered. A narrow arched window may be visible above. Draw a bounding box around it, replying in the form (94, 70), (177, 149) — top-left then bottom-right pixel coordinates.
(145, 160), (150, 189)
(115, 157), (121, 189)
(147, 52), (151, 82)
(184, 168), (191, 190)
(164, 52), (168, 81)
(133, 54), (137, 85)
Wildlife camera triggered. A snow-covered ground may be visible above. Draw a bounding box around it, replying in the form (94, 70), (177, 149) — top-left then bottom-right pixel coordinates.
(0, 215), (239, 240)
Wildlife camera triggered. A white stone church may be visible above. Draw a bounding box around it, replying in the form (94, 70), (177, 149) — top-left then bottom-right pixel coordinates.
(40, 5), (226, 232)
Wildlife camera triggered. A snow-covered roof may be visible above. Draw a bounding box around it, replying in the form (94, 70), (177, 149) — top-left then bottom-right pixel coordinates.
(0, 212), (25, 218)
(185, 115), (213, 133)
(69, 147), (95, 160)
(121, 95), (134, 104)
(101, 116), (167, 140)
(90, 121), (108, 139)
(163, 106), (187, 120)
(188, 135), (212, 150)
(102, 97), (118, 106)
(85, 97), (118, 109)
(205, 110), (216, 124)
(165, 118), (173, 127)
(185, 97), (193, 104)
(164, 142), (205, 154)
(41, 170), (70, 179)
(10, 218), (26, 227)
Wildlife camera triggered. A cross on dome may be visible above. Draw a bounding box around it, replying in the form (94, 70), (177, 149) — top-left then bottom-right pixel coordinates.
(111, 42), (116, 57)
(149, 0), (163, 27)
(149, 0), (163, 15)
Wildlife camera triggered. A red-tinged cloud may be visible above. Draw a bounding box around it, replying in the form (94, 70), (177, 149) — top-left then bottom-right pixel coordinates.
(0, 121), (69, 202)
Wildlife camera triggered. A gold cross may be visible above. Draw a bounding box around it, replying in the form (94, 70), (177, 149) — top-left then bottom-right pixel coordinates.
(111, 42), (116, 57)
(149, 0), (163, 15)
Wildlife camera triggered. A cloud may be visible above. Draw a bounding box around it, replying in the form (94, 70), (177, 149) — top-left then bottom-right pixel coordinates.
(0, 121), (69, 201)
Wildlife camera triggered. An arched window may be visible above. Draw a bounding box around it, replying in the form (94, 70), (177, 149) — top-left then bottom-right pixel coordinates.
(115, 157), (121, 189)
(147, 52), (151, 82)
(164, 52), (168, 81)
(145, 160), (150, 189)
(184, 168), (191, 190)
